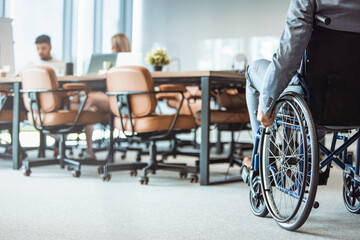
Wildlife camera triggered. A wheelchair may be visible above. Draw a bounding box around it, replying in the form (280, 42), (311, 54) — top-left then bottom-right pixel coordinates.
(247, 18), (360, 231)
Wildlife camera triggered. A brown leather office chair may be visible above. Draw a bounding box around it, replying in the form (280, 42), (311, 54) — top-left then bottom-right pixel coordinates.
(21, 66), (109, 177)
(156, 84), (201, 159)
(195, 88), (252, 170)
(101, 66), (199, 184)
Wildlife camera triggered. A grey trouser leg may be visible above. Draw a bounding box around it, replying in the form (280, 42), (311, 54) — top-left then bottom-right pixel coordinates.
(246, 59), (303, 138)
(246, 59), (271, 138)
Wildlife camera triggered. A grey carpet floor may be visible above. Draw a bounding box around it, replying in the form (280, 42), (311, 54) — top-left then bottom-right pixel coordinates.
(0, 151), (359, 240)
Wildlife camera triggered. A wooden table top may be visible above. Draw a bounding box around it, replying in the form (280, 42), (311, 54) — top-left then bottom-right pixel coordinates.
(0, 70), (245, 83)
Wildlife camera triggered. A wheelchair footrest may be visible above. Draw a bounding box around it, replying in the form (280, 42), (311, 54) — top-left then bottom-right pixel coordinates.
(318, 167), (330, 186)
(240, 166), (249, 184)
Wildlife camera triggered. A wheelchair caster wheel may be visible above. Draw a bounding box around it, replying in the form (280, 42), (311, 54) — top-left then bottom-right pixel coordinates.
(121, 154), (126, 160)
(136, 155), (141, 161)
(102, 173), (111, 181)
(72, 170), (81, 178)
(23, 169), (31, 176)
(313, 201), (320, 209)
(97, 167), (104, 175)
(343, 174), (360, 213)
(67, 166), (74, 171)
(249, 176), (268, 217)
(189, 175), (198, 183)
(179, 172), (187, 179)
(130, 171), (137, 177)
(139, 177), (149, 185)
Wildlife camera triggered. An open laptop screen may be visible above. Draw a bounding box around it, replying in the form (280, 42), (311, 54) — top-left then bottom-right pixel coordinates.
(115, 52), (143, 67)
(87, 53), (117, 74)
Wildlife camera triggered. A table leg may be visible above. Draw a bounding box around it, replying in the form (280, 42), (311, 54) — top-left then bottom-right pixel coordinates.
(200, 76), (210, 185)
(107, 115), (114, 163)
(12, 82), (21, 169)
(38, 132), (46, 158)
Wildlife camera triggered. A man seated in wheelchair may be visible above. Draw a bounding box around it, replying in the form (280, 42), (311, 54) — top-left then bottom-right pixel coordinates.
(244, 0), (360, 170)
(241, 0), (360, 230)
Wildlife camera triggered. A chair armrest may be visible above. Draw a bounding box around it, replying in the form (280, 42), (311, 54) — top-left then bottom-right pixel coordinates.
(159, 84), (186, 92)
(157, 84), (186, 100)
(62, 83), (91, 92)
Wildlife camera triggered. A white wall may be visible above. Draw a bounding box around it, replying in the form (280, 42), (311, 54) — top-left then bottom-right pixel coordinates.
(133, 0), (290, 71)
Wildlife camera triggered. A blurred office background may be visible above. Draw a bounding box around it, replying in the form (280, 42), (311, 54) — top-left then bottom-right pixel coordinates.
(0, 0), (289, 74)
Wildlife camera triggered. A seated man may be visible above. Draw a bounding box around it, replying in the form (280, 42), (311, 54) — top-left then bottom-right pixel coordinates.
(27, 35), (66, 76)
(244, 0), (360, 168)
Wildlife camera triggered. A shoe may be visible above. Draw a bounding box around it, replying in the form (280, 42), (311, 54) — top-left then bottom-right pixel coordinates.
(83, 150), (97, 160)
(240, 156), (251, 184)
(242, 156), (252, 169)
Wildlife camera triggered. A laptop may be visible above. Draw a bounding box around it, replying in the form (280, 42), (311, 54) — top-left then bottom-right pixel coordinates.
(115, 52), (143, 67)
(87, 53), (118, 74)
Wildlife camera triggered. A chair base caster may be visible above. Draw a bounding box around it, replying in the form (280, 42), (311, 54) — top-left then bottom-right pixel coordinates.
(72, 170), (81, 178)
(139, 177), (149, 185)
(102, 173), (111, 181)
(189, 174), (198, 183)
(23, 169), (31, 176)
(179, 172), (188, 179)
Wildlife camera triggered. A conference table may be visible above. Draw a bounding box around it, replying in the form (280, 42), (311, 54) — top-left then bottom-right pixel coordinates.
(1, 70), (246, 185)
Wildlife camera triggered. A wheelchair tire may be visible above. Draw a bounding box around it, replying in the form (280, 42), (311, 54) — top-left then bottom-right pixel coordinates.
(249, 175), (268, 217)
(342, 174), (360, 214)
(259, 92), (319, 231)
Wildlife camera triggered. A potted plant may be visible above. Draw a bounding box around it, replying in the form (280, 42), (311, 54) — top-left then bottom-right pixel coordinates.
(145, 48), (171, 71)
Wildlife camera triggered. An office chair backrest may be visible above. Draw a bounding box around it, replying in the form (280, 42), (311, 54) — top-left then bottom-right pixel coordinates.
(216, 89), (247, 111)
(106, 66), (157, 117)
(22, 66), (62, 113)
(305, 26), (360, 126)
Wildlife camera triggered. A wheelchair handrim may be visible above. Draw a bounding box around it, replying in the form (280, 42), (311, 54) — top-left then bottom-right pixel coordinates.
(260, 98), (308, 223)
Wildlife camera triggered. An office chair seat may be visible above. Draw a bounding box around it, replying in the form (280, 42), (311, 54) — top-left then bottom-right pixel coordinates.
(114, 114), (196, 133)
(0, 109), (26, 123)
(27, 110), (107, 127)
(195, 109), (249, 124)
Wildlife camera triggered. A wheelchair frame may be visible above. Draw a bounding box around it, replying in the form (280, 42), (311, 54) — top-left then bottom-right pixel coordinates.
(248, 91), (360, 231)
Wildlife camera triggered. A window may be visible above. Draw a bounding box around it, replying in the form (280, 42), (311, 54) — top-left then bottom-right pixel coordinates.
(249, 36), (279, 61)
(72, 0), (95, 75)
(102, 0), (121, 53)
(198, 38), (245, 70)
(10, 0), (64, 73)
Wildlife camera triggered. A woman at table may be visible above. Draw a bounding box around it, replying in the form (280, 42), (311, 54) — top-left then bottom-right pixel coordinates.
(83, 33), (131, 159)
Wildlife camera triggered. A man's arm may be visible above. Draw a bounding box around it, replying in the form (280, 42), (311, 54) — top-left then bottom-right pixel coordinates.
(259, 0), (315, 116)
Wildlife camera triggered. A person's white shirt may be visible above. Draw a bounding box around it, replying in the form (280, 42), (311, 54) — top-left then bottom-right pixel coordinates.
(26, 58), (66, 76)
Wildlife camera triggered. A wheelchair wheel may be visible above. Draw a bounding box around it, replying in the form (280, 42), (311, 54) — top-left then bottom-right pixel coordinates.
(343, 173), (360, 213)
(249, 175), (268, 217)
(259, 93), (319, 231)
